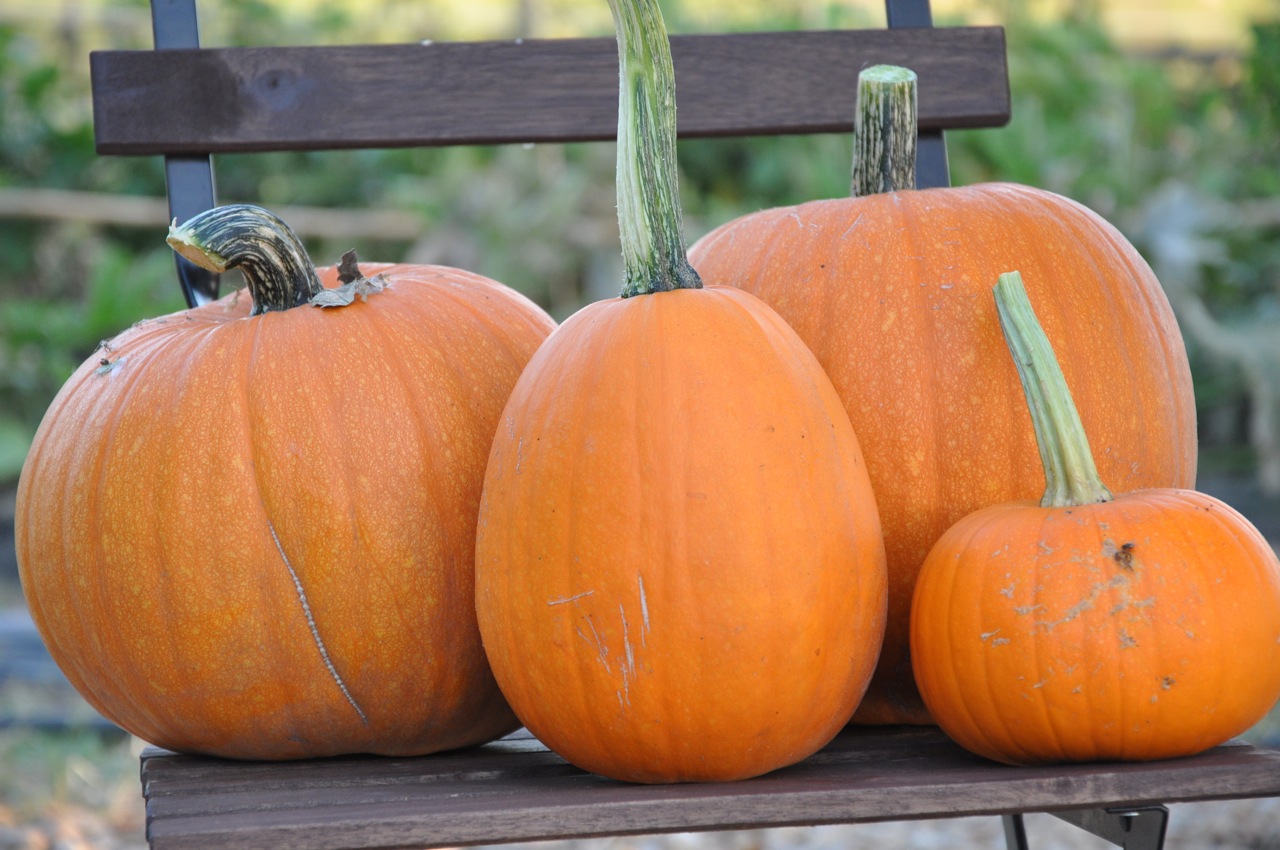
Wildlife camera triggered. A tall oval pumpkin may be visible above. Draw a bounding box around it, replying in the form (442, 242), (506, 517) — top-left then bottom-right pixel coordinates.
(16, 207), (555, 759)
(474, 0), (887, 783)
(688, 67), (1196, 725)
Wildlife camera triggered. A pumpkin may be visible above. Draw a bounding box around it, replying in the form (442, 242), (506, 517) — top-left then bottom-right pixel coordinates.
(473, 0), (887, 783)
(910, 271), (1280, 764)
(15, 205), (555, 759)
(688, 66), (1197, 725)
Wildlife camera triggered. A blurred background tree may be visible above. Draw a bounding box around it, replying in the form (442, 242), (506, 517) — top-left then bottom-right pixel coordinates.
(0, 0), (1278, 493)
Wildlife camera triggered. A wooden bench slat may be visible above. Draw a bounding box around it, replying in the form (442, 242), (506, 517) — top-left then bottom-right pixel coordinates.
(141, 734), (562, 797)
(139, 725), (959, 799)
(91, 27), (1009, 156)
(140, 726), (1280, 850)
(141, 728), (961, 815)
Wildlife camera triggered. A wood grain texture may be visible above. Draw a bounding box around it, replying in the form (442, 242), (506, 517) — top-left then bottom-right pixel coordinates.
(140, 726), (1280, 850)
(91, 27), (1009, 155)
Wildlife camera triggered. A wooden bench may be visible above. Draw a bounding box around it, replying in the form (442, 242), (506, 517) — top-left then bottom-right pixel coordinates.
(89, 1), (1280, 848)
(137, 725), (1280, 850)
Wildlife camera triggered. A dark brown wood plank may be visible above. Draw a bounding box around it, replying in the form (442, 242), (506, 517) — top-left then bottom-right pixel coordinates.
(91, 27), (1008, 156)
(140, 727), (955, 814)
(140, 726), (948, 798)
(140, 726), (1280, 850)
(142, 741), (573, 799)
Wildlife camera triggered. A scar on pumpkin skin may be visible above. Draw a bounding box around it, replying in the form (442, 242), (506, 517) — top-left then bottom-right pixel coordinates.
(619, 604), (637, 702)
(578, 616), (611, 673)
(94, 358), (122, 376)
(266, 518), (368, 726)
(638, 575), (650, 638)
(548, 590), (594, 605)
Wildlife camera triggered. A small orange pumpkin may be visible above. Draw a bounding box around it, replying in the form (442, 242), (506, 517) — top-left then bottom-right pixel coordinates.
(688, 67), (1198, 725)
(16, 205), (555, 759)
(910, 271), (1280, 765)
(473, 0), (886, 783)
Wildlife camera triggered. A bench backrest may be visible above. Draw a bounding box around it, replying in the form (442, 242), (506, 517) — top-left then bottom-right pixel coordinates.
(89, 0), (1010, 307)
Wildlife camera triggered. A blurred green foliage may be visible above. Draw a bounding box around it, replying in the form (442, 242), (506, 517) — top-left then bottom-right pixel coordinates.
(0, 0), (1278, 486)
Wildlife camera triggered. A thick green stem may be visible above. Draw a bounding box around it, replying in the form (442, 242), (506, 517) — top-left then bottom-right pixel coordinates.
(994, 271), (1113, 508)
(851, 65), (917, 197)
(167, 204), (323, 315)
(607, 0), (701, 298)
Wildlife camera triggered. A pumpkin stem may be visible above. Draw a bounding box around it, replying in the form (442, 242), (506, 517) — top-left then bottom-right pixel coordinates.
(608, 0), (702, 298)
(167, 204), (323, 316)
(994, 271), (1113, 508)
(851, 64), (918, 197)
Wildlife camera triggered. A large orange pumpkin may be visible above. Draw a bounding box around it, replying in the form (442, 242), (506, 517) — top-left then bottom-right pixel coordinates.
(688, 68), (1197, 725)
(473, 0), (886, 783)
(16, 205), (555, 759)
(910, 272), (1280, 764)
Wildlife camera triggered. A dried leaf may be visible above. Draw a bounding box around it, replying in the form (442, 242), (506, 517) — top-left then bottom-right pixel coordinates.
(310, 271), (389, 309)
(336, 250), (362, 285)
(310, 287), (357, 308)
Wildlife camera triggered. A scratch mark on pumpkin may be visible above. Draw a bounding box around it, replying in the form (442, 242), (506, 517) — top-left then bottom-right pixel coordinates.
(578, 616), (610, 672)
(94, 355), (128, 376)
(267, 518), (368, 725)
(979, 629), (1010, 647)
(1037, 574), (1130, 633)
(638, 575), (650, 641)
(548, 590), (594, 605)
(619, 610), (634, 706)
(841, 213), (864, 239)
(620, 604), (637, 677)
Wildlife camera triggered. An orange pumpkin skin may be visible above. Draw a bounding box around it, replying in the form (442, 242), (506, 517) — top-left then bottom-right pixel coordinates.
(16, 263), (554, 759)
(474, 286), (888, 783)
(910, 489), (1280, 765)
(689, 183), (1197, 724)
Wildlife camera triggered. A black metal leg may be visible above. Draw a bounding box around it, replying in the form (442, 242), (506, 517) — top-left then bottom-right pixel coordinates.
(884, 0), (933, 28)
(163, 156), (221, 306)
(1053, 806), (1170, 850)
(1003, 813), (1029, 850)
(915, 130), (950, 189)
(151, 0), (220, 306)
(1006, 806), (1170, 850)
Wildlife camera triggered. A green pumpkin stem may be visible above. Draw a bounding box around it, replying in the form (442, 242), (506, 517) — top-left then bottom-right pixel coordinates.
(167, 204), (323, 315)
(608, 0), (702, 298)
(994, 271), (1113, 508)
(851, 65), (918, 197)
